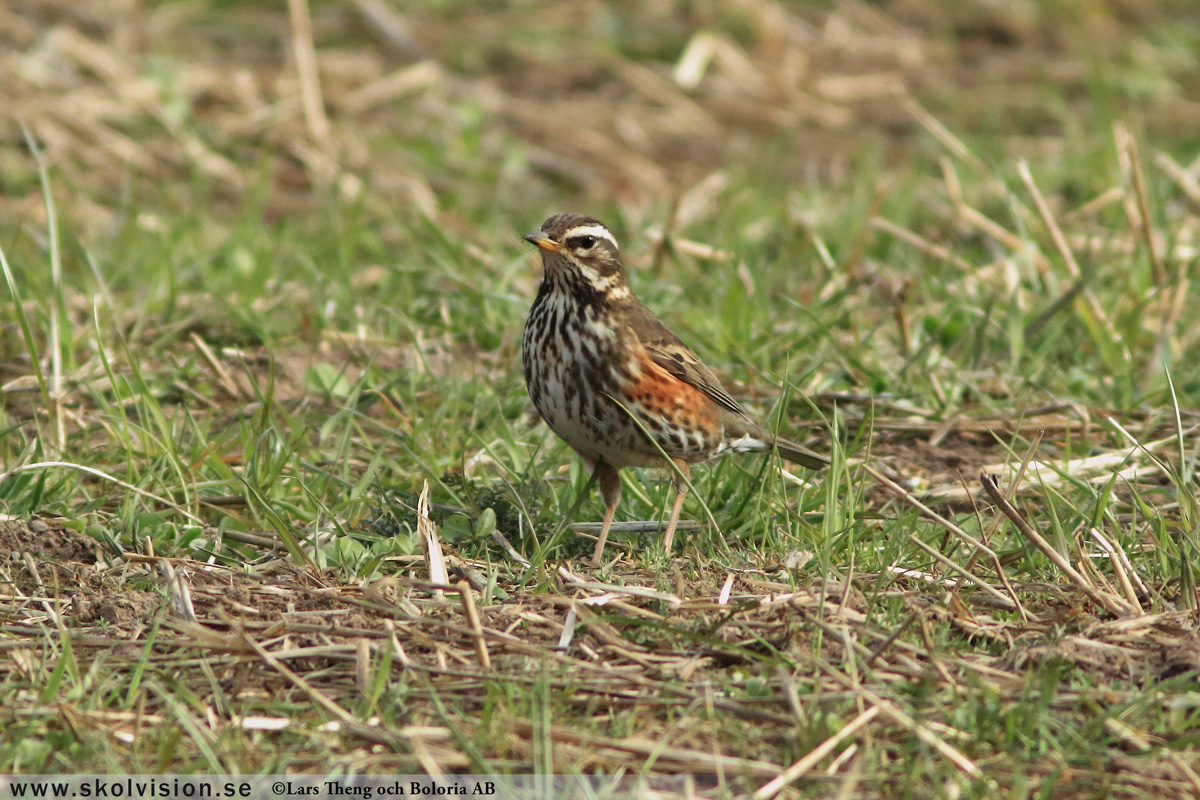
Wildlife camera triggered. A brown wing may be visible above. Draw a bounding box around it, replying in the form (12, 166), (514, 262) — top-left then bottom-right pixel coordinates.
(626, 303), (749, 418)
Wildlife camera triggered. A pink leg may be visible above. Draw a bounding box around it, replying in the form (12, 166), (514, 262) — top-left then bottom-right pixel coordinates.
(661, 460), (689, 555)
(590, 463), (622, 565)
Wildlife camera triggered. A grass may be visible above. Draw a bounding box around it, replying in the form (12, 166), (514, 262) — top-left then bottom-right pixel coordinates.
(3, 0), (1200, 796)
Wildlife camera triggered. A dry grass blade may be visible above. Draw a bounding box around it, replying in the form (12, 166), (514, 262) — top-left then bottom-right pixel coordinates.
(862, 463), (997, 559)
(981, 474), (1132, 617)
(718, 572), (735, 605)
(350, 0), (427, 62)
(417, 480), (448, 599)
(557, 566), (682, 606)
(220, 611), (354, 723)
(1017, 159), (1119, 342)
(556, 604), (578, 650)
(18, 553), (60, 625)
(869, 217), (973, 272)
(886, 565), (956, 587)
(456, 580), (490, 669)
(1165, 751), (1200, 796)
(190, 332), (241, 400)
(1115, 123), (1166, 285)
(444, 554), (487, 591)
(161, 561), (197, 623)
(820, 667), (982, 780)
(1104, 417), (1181, 478)
(905, 98), (1000, 194)
(341, 61), (440, 115)
(355, 638), (370, 695)
(903, 534), (1015, 610)
(408, 736), (447, 779)
(1156, 151), (1200, 206)
(490, 526), (531, 568)
(1088, 528), (1147, 612)
(286, 0), (331, 148)
(753, 706), (881, 800)
(505, 719), (781, 775)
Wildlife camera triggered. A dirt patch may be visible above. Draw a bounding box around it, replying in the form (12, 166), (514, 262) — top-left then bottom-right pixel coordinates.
(0, 517), (100, 563)
(864, 431), (1016, 511)
(1007, 638), (1141, 680)
(874, 433), (1006, 480)
(70, 590), (163, 625)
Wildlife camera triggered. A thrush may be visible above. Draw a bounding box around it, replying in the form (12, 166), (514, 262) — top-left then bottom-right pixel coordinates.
(521, 213), (828, 564)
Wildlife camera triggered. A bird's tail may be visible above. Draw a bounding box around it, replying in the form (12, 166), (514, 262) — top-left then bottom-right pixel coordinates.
(770, 436), (830, 471)
(722, 417), (829, 470)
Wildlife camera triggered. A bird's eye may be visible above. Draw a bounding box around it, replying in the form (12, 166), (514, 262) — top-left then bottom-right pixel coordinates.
(577, 236), (597, 249)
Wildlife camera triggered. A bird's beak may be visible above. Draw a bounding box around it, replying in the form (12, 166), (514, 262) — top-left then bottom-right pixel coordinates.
(523, 232), (565, 253)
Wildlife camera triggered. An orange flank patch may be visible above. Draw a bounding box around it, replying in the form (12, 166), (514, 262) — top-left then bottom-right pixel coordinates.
(624, 353), (720, 430)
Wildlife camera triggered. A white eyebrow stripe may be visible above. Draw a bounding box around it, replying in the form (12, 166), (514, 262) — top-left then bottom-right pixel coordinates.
(562, 225), (618, 250)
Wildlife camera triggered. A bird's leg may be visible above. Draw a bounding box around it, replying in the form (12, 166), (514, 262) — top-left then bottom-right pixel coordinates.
(591, 462), (622, 565)
(661, 459), (689, 555)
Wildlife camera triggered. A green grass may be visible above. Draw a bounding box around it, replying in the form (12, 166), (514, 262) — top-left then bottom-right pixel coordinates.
(3, 0), (1200, 796)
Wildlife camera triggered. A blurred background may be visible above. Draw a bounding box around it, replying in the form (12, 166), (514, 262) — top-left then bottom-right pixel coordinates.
(2, 0), (1199, 456)
(4, 0), (1196, 234)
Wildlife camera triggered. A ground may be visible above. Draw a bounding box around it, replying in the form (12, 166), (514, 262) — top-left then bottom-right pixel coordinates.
(3, 0), (1200, 797)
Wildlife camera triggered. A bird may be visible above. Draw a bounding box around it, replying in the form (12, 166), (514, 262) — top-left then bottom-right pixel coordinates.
(521, 213), (828, 564)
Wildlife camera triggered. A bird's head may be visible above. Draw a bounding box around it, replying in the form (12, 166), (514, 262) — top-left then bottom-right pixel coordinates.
(523, 214), (630, 300)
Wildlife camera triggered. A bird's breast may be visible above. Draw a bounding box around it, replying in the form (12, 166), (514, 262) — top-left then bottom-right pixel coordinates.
(523, 288), (723, 465)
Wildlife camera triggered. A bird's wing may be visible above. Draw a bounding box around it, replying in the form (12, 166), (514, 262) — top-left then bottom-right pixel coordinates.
(626, 304), (748, 418)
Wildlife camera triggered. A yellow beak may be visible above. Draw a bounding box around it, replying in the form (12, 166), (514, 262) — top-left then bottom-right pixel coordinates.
(523, 232), (565, 253)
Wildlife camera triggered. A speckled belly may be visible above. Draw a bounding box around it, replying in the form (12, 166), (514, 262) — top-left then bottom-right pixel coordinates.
(523, 294), (722, 468)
